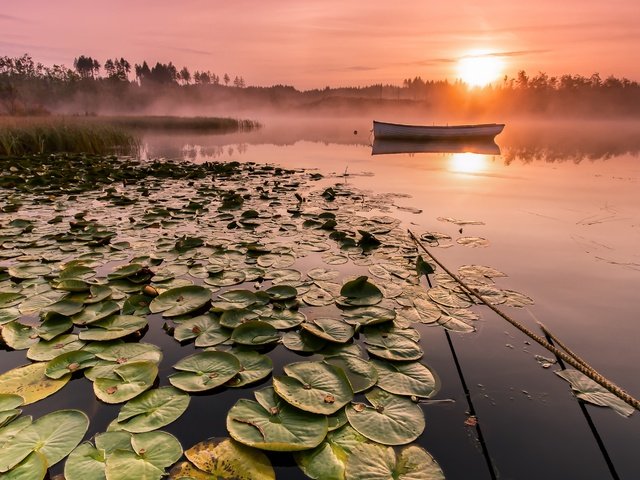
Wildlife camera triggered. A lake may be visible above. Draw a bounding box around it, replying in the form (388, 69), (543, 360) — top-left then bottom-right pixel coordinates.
(2, 117), (638, 479)
(141, 117), (640, 479)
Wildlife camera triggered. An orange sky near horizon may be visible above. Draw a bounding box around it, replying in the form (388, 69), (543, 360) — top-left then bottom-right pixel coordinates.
(2, 0), (639, 89)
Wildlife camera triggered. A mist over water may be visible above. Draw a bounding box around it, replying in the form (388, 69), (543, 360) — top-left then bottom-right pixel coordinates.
(139, 116), (640, 479)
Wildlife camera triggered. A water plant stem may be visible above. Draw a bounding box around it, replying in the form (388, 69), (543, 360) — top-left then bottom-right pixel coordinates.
(408, 229), (640, 412)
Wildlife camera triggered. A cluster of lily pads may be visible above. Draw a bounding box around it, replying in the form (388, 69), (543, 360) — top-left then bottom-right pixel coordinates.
(0, 153), (536, 479)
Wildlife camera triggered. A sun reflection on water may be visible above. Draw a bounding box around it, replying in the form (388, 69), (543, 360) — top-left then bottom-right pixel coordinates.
(449, 152), (490, 173)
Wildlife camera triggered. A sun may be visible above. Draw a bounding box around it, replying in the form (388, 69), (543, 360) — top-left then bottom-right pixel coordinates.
(457, 52), (504, 87)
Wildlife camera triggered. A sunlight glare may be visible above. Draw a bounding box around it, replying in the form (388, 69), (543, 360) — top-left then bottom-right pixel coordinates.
(457, 52), (504, 87)
(450, 153), (489, 173)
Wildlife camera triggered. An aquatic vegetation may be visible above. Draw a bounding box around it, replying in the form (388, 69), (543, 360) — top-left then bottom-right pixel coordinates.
(0, 152), (538, 478)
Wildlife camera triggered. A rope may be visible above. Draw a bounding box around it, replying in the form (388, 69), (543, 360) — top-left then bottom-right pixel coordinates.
(408, 229), (640, 412)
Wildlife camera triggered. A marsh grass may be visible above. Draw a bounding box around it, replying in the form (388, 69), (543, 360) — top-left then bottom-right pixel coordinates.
(0, 116), (260, 156)
(0, 117), (139, 156)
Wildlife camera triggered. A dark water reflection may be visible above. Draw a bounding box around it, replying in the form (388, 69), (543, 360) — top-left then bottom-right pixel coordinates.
(138, 118), (640, 479)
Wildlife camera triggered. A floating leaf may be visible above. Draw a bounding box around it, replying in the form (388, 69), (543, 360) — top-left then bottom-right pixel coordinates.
(27, 334), (85, 361)
(169, 352), (241, 392)
(94, 361), (158, 404)
(346, 388), (424, 445)
(282, 330), (326, 353)
(149, 285), (211, 317)
(1, 322), (39, 351)
(301, 318), (354, 344)
(344, 443), (444, 480)
(260, 309), (305, 330)
(341, 306), (396, 326)
(294, 425), (371, 480)
(86, 343), (162, 381)
(231, 321), (280, 346)
(169, 438), (275, 480)
(109, 386), (190, 433)
(0, 409), (88, 472)
(225, 350), (273, 388)
(79, 315), (147, 341)
(365, 331), (423, 361)
(273, 361), (353, 415)
(265, 285), (297, 301)
(371, 359), (438, 398)
(227, 387), (328, 451)
(338, 276), (383, 307)
(2, 451), (47, 480)
(64, 442), (106, 480)
(324, 355), (378, 393)
(556, 369), (634, 417)
(0, 362), (69, 404)
(46, 350), (97, 379)
(427, 286), (472, 309)
(71, 301), (121, 326)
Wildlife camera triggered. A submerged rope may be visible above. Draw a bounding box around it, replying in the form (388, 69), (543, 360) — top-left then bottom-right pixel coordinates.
(408, 229), (640, 412)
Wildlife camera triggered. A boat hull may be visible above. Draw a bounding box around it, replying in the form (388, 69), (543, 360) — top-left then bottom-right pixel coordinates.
(371, 138), (501, 156)
(373, 120), (505, 140)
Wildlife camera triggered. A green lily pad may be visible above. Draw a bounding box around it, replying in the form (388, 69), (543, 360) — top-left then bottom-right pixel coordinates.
(273, 361), (353, 415)
(109, 386), (190, 433)
(346, 388), (425, 445)
(218, 289), (261, 308)
(149, 285), (211, 317)
(107, 263), (145, 280)
(46, 350), (98, 379)
(260, 310), (305, 330)
(294, 425), (371, 480)
(344, 443), (445, 480)
(371, 359), (439, 398)
(122, 294), (152, 315)
(427, 286), (472, 309)
(44, 297), (85, 317)
(79, 315), (147, 341)
(341, 305), (396, 326)
(0, 308), (20, 326)
(71, 300), (121, 326)
(85, 343), (162, 381)
(8, 265), (51, 280)
(0, 409), (89, 472)
(225, 350), (273, 388)
(219, 308), (259, 328)
(365, 331), (423, 361)
(324, 355), (378, 393)
(302, 285), (336, 306)
(227, 387), (328, 451)
(0, 416), (32, 448)
(27, 334), (85, 361)
(94, 361), (158, 404)
(413, 298), (442, 324)
(0, 292), (24, 309)
(173, 313), (231, 347)
(169, 352), (241, 392)
(83, 285), (113, 305)
(338, 276), (383, 307)
(0, 362), (70, 404)
(36, 314), (73, 341)
(301, 318), (355, 344)
(231, 321), (280, 346)
(169, 438), (275, 480)
(265, 285), (297, 301)
(1, 322), (39, 350)
(105, 431), (183, 480)
(282, 330), (326, 352)
(64, 442), (106, 480)
(2, 450), (47, 480)
(204, 270), (246, 287)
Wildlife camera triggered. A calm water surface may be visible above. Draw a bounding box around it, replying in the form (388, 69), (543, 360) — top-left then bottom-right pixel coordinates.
(17, 118), (637, 479)
(140, 118), (640, 479)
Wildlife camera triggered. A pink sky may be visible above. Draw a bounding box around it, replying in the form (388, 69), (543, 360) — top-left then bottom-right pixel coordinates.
(2, 0), (639, 89)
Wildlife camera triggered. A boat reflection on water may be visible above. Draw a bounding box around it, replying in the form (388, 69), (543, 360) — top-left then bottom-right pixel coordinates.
(371, 138), (501, 156)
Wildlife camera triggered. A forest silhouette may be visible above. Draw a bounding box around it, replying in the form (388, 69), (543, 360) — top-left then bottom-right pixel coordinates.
(1, 53), (640, 117)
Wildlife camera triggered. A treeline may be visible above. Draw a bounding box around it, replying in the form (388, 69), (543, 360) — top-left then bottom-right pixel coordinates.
(2, 53), (640, 117)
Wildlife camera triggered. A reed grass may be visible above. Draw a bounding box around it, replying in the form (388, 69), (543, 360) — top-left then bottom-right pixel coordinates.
(0, 115), (260, 156)
(0, 117), (139, 156)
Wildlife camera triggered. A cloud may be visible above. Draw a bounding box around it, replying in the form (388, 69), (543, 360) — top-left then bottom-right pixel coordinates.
(0, 14), (28, 23)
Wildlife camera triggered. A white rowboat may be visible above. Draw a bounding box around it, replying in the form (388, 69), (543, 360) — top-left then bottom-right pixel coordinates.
(373, 120), (505, 140)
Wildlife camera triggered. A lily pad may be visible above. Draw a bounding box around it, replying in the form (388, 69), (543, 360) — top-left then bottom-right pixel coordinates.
(0, 409), (88, 472)
(0, 362), (70, 404)
(265, 285), (297, 301)
(64, 442), (106, 480)
(109, 386), (191, 433)
(169, 351), (241, 392)
(225, 350), (273, 388)
(338, 276), (383, 307)
(260, 310), (306, 330)
(94, 361), (158, 404)
(85, 343), (162, 381)
(27, 334), (85, 361)
(371, 359), (439, 398)
(273, 361), (353, 415)
(149, 285), (211, 317)
(174, 314), (231, 347)
(365, 331), (423, 361)
(556, 369), (635, 417)
(427, 286), (472, 309)
(71, 300), (121, 326)
(79, 315), (148, 341)
(282, 330), (327, 353)
(324, 355), (378, 393)
(231, 321), (280, 346)
(341, 306), (396, 326)
(227, 387), (328, 451)
(301, 318), (355, 344)
(46, 350), (98, 379)
(169, 438), (275, 480)
(344, 443), (445, 480)
(346, 388), (425, 445)
(1, 322), (39, 351)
